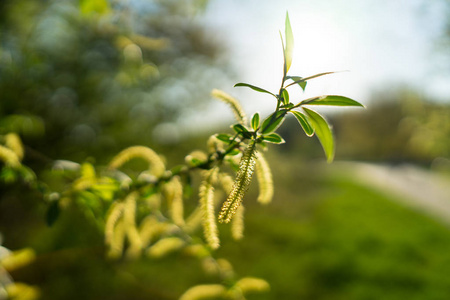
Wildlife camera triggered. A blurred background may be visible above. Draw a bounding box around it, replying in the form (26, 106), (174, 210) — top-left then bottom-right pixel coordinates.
(1, 0), (450, 299)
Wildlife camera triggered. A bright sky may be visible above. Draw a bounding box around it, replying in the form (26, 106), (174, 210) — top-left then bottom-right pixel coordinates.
(198, 0), (449, 115)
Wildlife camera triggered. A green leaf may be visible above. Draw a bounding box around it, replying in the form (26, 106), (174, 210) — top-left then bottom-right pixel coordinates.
(261, 110), (287, 134)
(290, 111), (314, 137)
(303, 107), (335, 163)
(227, 149), (241, 156)
(46, 201), (60, 226)
(216, 133), (232, 142)
(232, 124), (248, 134)
(251, 113), (260, 130)
(234, 83), (276, 98)
(281, 89), (289, 105)
(302, 71), (336, 81)
(285, 72), (336, 88)
(285, 12), (294, 74)
(279, 31), (287, 77)
(261, 133), (285, 144)
(301, 95), (364, 107)
(286, 76), (307, 91)
(232, 124), (252, 139)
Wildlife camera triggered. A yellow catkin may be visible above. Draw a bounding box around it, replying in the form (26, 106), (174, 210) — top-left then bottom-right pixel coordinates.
(183, 244), (210, 259)
(108, 219), (125, 259)
(104, 202), (124, 246)
(218, 141), (257, 223)
(211, 89), (247, 125)
(219, 173), (234, 194)
(138, 215), (159, 247)
(184, 205), (203, 234)
(1, 248), (35, 272)
(236, 277), (270, 294)
(164, 176), (185, 227)
(6, 282), (40, 300)
(255, 152), (274, 205)
(231, 205), (245, 240)
(5, 133), (24, 161)
(145, 193), (161, 211)
(207, 135), (224, 153)
(139, 217), (178, 248)
(108, 146), (165, 177)
(179, 284), (227, 300)
(217, 258), (234, 279)
(184, 150), (208, 166)
(0, 145), (20, 167)
(199, 167), (220, 249)
(146, 237), (185, 258)
(123, 192), (142, 255)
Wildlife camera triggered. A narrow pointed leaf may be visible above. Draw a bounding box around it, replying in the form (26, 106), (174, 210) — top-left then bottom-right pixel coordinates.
(301, 95), (364, 107)
(285, 72), (336, 88)
(234, 83), (276, 98)
(302, 71), (336, 81)
(261, 133), (285, 144)
(285, 12), (294, 74)
(286, 76), (307, 91)
(290, 111), (314, 137)
(303, 107), (334, 163)
(251, 113), (260, 131)
(261, 110), (287, 134)
(232, 124), (252, 139)
(281, 89), (289, 105)
(279, 31), (287, 77)
(215, 133), (232, 143)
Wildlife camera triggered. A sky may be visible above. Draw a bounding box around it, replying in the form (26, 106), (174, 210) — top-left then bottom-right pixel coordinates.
(194, 0), (449, 121)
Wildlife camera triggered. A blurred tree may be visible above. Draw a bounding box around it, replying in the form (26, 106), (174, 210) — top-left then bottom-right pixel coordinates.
(0, 0), (227, 164)
(332, 88), (450, 164)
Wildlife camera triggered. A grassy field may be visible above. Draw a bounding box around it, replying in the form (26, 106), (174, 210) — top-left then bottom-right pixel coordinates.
(216, 175), (450, 300)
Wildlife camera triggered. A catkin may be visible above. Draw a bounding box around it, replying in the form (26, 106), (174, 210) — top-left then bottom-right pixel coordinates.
(164, 176), (185, 227)
(105, 202), (124, 246)
(5, 133), (24, 161)
(207, 135), (225, 153)
(0, 145), (20, 167)
(184, 205), (203, 234)
(109, 146), (165, 177)
(219, 173), (234, 194)
(138, 215), (159, 248)
(199, 167), (220, 249)
(231, 205), (245, 240)
(218, 141), (257, 223)
(179, 284), (227, 300)
(123, 192), (142, 254)
(236, 277), (270, 294)
(255, 152), (274, 204)
(108, 219), (125, 259)
(211, 89), (247, 125)
(146, 237), (185, 258)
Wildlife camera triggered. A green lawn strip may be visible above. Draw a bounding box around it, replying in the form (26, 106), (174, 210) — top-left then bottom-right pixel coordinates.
(218, 178), (450, 300)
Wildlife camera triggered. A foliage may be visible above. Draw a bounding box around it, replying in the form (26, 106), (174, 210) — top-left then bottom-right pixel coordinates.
(0, 11), (363, 300)
(329, 89), (450, 165)
(0, 0), (225, 162)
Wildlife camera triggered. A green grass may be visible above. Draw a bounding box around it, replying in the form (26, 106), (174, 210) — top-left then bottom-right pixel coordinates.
(217, 178), (450, 300)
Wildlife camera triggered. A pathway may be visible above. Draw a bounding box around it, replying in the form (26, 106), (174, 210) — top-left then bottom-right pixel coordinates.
(329, 162), (450, 226)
